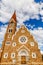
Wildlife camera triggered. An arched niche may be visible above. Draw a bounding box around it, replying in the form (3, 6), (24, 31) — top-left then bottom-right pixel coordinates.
(18, 49), (29, 62)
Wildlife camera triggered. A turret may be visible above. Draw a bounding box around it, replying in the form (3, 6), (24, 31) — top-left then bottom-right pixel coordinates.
(4, 12), (17, 41)
(0, 48), (2, 62)
(1, 12), (17, 62)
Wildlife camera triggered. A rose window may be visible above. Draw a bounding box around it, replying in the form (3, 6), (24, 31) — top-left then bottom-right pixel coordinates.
(19, 36), (28, 44)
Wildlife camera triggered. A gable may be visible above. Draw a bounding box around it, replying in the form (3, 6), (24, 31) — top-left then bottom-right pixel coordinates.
(12, 25), (38, 50)
(12, 25), (32, 40)
(17, 45), (30, 52)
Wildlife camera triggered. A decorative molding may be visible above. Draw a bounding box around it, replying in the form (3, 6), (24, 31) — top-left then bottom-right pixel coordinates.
(18, 35), (28, 44)
(17, 45), (30, 52)
(12, 59), (16, 63)
(12, 42), (16, 47)
(32, 52), (36, 58)
(10, 18), (16, 23)
(8, 28), (13, 33)
(11, 53), (15, 58)
(18, 49), (29, 56)
(21, 30), (25, 33)
(4, 53), (8, 58)
(30, 42), (34, 46)
(5, 41), (11, 46)
(0, 49), (2, 52)
(12, 30), (18, 40)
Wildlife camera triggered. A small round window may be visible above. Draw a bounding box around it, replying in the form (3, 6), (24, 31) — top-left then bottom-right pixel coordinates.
(12, 42), (16, 47)
(21, 30), (25, 33)
(19, 36), (28, 44)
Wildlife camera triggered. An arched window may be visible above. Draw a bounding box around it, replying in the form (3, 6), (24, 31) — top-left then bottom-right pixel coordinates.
(5, 41), (11, 45)
(12, 42), (16, 47)
(9, 20), (14, 27)
(11, 53), (15, 58)
(8, 29), (12, 33)
(4, 53), (8, 58)
(32, 52), (36, 58)
(18, 49), (29, 64)
(30, 42), (34, 46)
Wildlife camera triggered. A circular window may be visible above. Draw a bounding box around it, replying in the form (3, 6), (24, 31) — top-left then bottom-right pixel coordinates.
(19, 36), (28, 44)
(21, 30), (25, 33)
(12, 42), (16, 47)
(30, 42), (34, 46)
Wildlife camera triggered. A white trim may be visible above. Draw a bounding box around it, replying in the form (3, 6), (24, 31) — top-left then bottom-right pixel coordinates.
(30, 42), (34, 46)
(4, 53), (8, 58)
(18, 49), (29, 56)
(8, 35), (11, 38)
(12, 25), (30, 40)
(12, 59), (16, 63)
(10, 18), (15, 23)
(18, 49), (29, 61)
(32, 52), (36, 58)
(8, 28), (13, 33)
(21, 30), (25, 33)
(12, 42), (16, 47)
(12, 25), (32, 41)
(23, 25), (30, 33)
(8, 28), (13, 30)
(0, 49), (2, 52)
(8, 35), (10, 38)
(5, 41), (11, 45)
(0, 48), (2, 52)
(19, 35), (28, 44)
(17, 45), (30, 52)
(0, 62), (43, 64)
(11, 53), (15, 58)
(12, 30), (18, 40)
(12, 34), (15, 40)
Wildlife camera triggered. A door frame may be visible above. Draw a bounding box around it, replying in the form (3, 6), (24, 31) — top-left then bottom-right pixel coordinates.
(21, 55), (26, 64)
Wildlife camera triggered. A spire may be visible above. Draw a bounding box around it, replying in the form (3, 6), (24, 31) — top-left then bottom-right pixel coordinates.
(11, 11), (17, 22)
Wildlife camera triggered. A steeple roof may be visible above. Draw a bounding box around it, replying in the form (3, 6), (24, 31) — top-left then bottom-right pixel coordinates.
(11, 11), (17, 22)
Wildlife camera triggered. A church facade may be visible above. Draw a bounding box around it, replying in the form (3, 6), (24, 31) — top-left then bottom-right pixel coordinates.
(0, 12), (43, 65)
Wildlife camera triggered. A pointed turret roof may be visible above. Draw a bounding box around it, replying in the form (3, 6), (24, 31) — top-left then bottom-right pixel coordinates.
(11, 11), (17, 22)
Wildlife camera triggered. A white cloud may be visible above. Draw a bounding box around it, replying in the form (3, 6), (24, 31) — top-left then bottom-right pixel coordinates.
(0, 9), (12, 23)
(40, 10), (43, 16)
(0, 25), (7, 44)
(41, 17), (43, 22)
(0, 0), (43, 23)
(30, 28), (43, 51)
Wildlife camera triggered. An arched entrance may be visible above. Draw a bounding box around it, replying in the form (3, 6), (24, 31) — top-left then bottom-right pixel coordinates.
(18, 49), (29, 64)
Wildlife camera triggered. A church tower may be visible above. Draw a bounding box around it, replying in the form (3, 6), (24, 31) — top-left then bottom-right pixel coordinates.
(0, 11), (42, 65)
(1, 12), (17, 62)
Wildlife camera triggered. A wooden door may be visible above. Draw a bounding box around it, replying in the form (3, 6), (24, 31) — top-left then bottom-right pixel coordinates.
(21, 56), (26, 64)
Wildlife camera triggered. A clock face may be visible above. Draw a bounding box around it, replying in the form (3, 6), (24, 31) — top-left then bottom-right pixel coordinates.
(19, 36), (28, 44)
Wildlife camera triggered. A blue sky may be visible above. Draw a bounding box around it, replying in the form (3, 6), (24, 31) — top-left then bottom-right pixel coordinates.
(24, 19), (43, 29)
(0, 0), (43, 54)
(35, 0), (43, 3)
